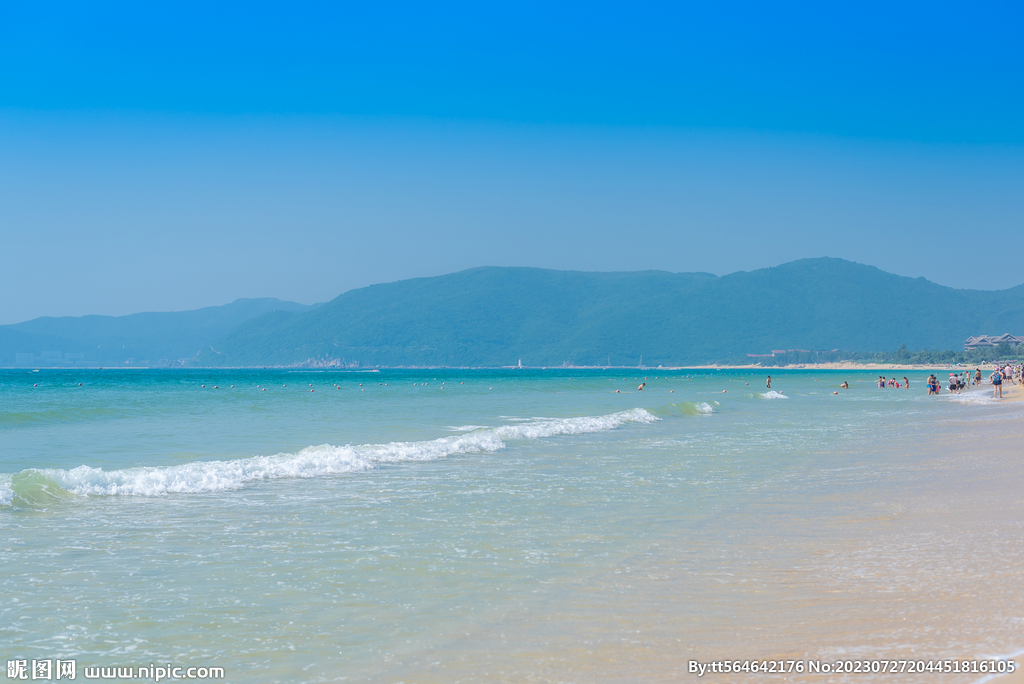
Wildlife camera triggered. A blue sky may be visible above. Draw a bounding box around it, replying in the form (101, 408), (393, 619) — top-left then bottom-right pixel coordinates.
(2, 1), (1022, 323)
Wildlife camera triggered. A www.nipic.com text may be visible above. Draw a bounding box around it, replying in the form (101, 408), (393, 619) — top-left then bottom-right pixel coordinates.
(7, 659), (224, 681)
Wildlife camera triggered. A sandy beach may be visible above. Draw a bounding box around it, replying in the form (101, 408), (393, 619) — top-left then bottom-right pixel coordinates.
(688, 382), (1024, 682)
(994, 380), (1024, 402)
(688, 363), (1012, 372)
(428, 380), (1024, 683)
(995, 668), (1024, 684)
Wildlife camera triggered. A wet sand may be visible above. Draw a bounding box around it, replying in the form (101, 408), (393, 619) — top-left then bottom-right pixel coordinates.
(629, 408), (1022, 682)
(672, 390), (1024, 682)
(695, 363), (1014, 372)
(994, 381), (1023, 402)
(995, 668), (1024, 684)
(400, 387), (1024, 683)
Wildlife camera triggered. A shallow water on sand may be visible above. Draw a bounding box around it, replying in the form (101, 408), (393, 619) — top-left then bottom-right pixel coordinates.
(1, 368), (1021, 682)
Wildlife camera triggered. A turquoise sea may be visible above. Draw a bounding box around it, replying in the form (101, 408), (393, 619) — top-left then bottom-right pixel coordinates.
(2, 368), (1022, 682)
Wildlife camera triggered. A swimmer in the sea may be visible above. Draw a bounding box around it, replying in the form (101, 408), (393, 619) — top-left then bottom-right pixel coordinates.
(840, 381), (849, 389)
(638, 382), (646, 391)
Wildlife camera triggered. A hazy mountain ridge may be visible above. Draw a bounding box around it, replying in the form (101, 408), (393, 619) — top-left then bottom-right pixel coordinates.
(5, 260), (1022, 368)
(1, 298), (316, 367)
(204, 259), (1024, 367)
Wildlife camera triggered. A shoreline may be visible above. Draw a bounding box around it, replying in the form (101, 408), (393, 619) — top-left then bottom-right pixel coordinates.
(685, 362), (1012, 371)
(428, 379), (1024, 682)
(994, 380), (1023, 402)
(5, 367), (1024, 682)
(2, 363), (1015, 371)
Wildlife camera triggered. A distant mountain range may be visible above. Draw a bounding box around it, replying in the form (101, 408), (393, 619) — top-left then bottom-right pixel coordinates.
(5, 258), (1024, 368)
(1, 298), (316, 367)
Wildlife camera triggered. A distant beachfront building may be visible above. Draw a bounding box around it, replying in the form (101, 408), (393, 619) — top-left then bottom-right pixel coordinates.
(963, 334), (1023, 351)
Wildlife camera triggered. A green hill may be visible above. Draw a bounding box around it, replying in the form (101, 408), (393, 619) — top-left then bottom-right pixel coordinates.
(205, 258), (1024, 367)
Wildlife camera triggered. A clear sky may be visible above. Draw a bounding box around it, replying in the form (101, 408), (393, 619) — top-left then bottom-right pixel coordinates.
(2, 1), (1022, 324)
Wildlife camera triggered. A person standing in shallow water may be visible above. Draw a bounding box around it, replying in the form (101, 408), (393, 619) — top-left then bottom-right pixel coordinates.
(991, 367), (1003, 398)
(766, 376), (771, 389)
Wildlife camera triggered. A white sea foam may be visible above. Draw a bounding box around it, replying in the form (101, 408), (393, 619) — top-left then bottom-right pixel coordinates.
(0, 474), (12, 507)
(5, 408), (658, 501)
(447, 425), (490, 432)
(971, 647), (1024, 684)
(493, 408), (655, 440)
(695, 402), (715, 413)
(761, 391), (789, 399)
(945, 388), (1003, 405)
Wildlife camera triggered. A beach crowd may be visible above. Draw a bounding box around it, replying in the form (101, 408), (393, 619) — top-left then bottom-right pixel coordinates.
(924, 364), (1023, 396)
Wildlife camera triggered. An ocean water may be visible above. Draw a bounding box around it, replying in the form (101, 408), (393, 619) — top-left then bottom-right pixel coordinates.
(2, 368), (1022, 682)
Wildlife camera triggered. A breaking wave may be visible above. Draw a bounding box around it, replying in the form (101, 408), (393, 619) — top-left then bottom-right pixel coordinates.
(649, 401), (717, 418)
(0, 474), (11, 507)
(761, 391), (789, 399)
(0, 408), (658, 505)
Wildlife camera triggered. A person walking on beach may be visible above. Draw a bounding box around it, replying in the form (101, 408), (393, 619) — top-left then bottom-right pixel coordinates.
(991, 367), (1003, 398)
